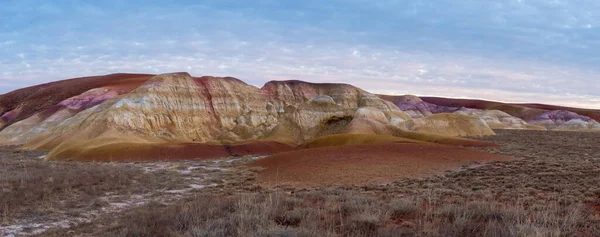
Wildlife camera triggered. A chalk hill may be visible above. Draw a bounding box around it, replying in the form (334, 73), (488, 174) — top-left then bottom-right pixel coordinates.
(0, 72), (597, 161)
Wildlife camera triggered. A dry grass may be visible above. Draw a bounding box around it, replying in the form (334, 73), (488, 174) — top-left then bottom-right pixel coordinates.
(0, 147), (184, 226)
(78, 190), (596, 237)
(85, 131), (600, 237)
(7, 130), (600, 236)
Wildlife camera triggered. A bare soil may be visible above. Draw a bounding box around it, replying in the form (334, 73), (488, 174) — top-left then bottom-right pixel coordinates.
(50, 141), (295, 161)
(251, 143), (510, 187)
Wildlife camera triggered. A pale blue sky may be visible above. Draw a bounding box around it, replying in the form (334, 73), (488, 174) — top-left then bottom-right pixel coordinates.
(1, 0), (599, 108)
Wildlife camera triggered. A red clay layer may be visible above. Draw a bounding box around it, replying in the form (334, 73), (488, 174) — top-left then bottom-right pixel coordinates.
(250, 143), (511, 187)
(435, 139), (499, 147)
(72, 141), (296, 162)
(227, 141), (297, 157)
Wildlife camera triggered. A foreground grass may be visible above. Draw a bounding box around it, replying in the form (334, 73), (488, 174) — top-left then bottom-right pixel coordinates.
(73, 190), (596, 237)
(0, 147), (181, 226)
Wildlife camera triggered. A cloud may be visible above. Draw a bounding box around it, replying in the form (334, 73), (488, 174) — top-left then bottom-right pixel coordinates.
(0, 0), (599, 109)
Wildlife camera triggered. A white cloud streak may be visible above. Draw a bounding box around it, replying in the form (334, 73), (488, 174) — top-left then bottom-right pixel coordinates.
(0, 0), (599, 109)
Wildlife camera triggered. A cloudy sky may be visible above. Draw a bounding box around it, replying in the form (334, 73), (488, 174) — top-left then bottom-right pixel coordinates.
(1, 0), (599, 108)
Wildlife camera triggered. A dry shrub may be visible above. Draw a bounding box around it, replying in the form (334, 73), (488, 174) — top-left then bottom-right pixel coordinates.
(389, 198), (421, 220)
(21, 130), (600, 236)
(433, 201), (594, 237)
(0, 148), (157, 222)
(274, 209), (304, 227)
(347, 212), (381, 236)
(100, 190), (595, 237)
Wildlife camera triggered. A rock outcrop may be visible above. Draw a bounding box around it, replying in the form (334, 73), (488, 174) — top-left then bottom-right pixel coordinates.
(380, 95), (600, 132)
(4, 73), (424, 160)
(454, 109), (545, 130)
(5, 72), (597, 161)
(527, 110), (598, 130)
(419, 96), (600, 129)
(555, 119), (600, 131)
(268, 96), (354, 143)
(0, 73), (152, 129)
(378, 95), (461, 118)
(341, 107), (399, 135)
(0, 88), (120, 145)
(23, 74), (277, 155)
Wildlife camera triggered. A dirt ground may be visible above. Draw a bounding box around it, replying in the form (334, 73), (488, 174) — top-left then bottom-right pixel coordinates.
(0, 130), (599, 236)
(251, 143), (510, 187)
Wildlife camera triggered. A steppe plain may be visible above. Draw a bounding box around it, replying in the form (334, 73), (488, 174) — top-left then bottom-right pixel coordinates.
(1, 130), (598, 237)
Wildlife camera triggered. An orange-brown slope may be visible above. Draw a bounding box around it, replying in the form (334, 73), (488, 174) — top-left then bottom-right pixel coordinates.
(250, 143), (511, 187)
(0, 73), (153, 129)
(50, 140), (296, 162)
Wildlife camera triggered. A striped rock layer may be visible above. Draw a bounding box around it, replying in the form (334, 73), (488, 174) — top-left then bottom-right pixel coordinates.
(1, 72), (596, 160)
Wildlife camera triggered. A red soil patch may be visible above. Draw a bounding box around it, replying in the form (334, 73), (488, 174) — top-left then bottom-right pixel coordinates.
(227, 141), (296, 157)
(0, 73), (153, 129)
(250, 143), (511, 187)
(435, 138), (499, 147)
(590, 202), (600, 215)
(53, 141), (296, 162)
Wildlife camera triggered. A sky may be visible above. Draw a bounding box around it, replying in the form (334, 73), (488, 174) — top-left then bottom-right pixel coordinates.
(1, 0), (599, 109)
